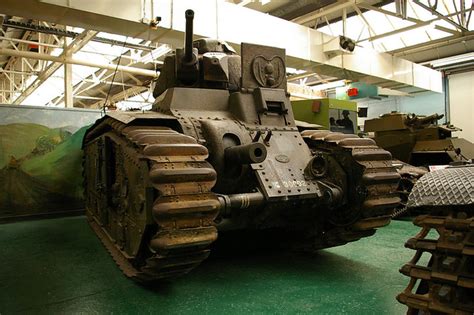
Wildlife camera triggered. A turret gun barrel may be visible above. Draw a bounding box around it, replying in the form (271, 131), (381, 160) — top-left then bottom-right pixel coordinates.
(417, 113), (444, 125)
(184, 9), (195, 63)
(225, 143), (267, 165)
(407, 113), (444, 127)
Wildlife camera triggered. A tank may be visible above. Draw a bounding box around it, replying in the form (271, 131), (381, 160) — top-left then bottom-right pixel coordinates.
(397, 164), (474, 313)
(364, 112), (474, 166)
(82, 10), (401, 282)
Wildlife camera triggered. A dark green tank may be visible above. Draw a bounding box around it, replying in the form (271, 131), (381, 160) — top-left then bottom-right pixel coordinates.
(82, 10), (401, 282)
(364, 112), (474, 166)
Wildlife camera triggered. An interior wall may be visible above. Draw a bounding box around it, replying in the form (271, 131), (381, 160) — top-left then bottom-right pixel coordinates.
(0, 105), (101, 220)
(448, 71), (474, 143)
(355, 91), (446, 130)
(399, 92), (446, 117)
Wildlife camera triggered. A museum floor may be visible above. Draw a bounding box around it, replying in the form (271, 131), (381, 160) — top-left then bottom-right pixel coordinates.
(1, 216), (420, 314)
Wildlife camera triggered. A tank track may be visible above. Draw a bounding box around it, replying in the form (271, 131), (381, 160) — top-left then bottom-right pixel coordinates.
(391, 175), (416, 219)
(84, 118), (219, 282)
(397, 209), (474, 314)
(301, 130), (401, 249)
(391, 162), (427, 219)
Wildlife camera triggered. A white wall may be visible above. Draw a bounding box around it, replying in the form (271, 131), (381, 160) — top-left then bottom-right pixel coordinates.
(448, 71), (474, 143)
(399, 91), (445, 117)
(355, 91), (446, 130)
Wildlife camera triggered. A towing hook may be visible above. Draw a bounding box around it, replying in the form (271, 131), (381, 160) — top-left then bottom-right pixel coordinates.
(252, 130), (262, 142)
(264, 130), (272, 143)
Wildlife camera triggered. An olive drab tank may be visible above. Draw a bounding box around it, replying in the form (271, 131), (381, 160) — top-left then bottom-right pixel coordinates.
(364, 112), (474, 166)
(82, 10), (401, 282)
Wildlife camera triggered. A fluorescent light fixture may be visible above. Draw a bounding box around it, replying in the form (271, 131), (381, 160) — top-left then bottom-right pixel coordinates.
(286, 67), (306, 75)
(237, 0), (253, 6)
(367, 21), (435, 43)
(238, 0), (271, 6)
(311, 79), (347, 91)
(429, 52), (474, 68)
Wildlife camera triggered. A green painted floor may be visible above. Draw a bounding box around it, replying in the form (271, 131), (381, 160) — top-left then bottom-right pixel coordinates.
(0, 216), (419, 314)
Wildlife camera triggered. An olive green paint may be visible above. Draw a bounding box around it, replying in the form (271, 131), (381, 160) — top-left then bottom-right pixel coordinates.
(292, 98), (357, 130)
(0, 216), (417, 314)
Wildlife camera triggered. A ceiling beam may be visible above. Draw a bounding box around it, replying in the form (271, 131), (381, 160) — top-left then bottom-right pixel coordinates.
(11, 29), (98, 105)
(356, 3), (423, 24)
(357, 20), (432, 43)
(0, 0), (443, 93)
(0, 47), (158, 78)
(2, 19), (156, 51)
(355, 4), (473, 44)
(89, 85), (148, 108)
(313, 0), (394, 29)
(291, 0), (359, 25)
(270, 0), (337, 21)
(413, 0), (469, 32)
(390, 32), (474, 62)
(0, 34), (62, 49)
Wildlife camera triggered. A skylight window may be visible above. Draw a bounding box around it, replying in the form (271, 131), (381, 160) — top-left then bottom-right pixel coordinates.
(317, 0), (472, 53)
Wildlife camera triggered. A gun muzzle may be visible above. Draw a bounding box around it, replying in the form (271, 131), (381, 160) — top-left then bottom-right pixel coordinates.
(184, 9), (194, 63)
(225, 143), (267, 164)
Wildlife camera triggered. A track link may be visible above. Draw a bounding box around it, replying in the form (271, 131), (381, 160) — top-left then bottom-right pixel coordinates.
(391, 162), (427, 219)
(301, 130), (400, 248)
(397, 210), (474, 314)
(391, 175), (416, 219)
(84, 118), (219, 282)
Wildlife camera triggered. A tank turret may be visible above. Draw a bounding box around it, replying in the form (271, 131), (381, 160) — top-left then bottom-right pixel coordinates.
(405, 113), (444, 128)
(153, 9), (240, 98)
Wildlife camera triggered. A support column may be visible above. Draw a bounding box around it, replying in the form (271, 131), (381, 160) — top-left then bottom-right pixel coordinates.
(64, 63), (73, 107)
(63, 28), (73, 107)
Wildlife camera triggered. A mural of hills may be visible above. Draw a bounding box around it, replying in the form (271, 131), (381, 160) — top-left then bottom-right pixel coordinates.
(0, 166), (71, 216)
(0, 123), (72, 168)
(0, 123), (89, 217)
(22, 125), (88, 200)
(0, 105), (100, 219)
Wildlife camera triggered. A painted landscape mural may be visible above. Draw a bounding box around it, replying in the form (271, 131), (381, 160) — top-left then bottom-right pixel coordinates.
(0, 105), (101, 219)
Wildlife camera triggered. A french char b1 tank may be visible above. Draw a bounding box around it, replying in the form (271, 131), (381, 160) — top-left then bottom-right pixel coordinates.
(397, 164), (474, 314)
(82, 10), (400, 282)
(364, 112), (474, 166)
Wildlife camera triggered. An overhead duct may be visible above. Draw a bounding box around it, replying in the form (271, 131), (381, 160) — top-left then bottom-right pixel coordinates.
(0, 0), (443, 93)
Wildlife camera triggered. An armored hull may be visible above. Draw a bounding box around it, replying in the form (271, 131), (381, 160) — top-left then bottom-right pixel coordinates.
(82, 10), (401, 282)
